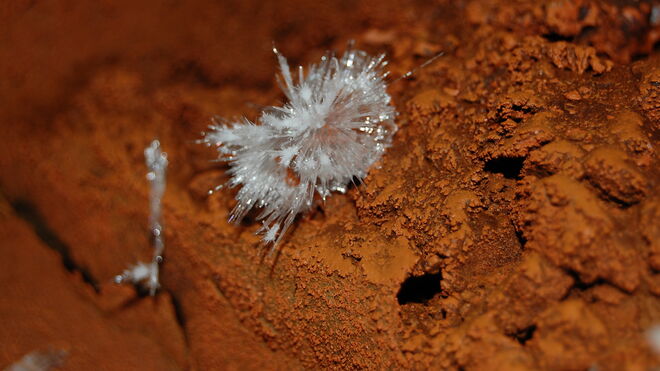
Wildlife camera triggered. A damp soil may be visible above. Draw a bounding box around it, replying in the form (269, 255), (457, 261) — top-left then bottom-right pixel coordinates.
(1, 0), (659, 370)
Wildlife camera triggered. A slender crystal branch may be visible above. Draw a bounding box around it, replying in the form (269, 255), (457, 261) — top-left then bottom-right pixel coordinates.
(115, 139), (168, 295)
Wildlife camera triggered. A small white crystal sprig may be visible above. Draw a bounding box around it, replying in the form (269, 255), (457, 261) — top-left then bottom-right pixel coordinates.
(115, 139), (168, 295)
(5, 349), (67, 371)
(202, 43), (397, 246)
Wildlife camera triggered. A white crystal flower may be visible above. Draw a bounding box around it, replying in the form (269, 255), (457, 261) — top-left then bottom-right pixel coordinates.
(203, 44), (397, 246)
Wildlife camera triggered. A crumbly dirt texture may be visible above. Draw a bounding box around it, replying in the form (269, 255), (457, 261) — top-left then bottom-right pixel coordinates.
(1, 0), (659, 370)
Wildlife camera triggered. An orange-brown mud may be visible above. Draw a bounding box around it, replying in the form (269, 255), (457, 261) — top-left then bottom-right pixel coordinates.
(1, 0), (659, 370)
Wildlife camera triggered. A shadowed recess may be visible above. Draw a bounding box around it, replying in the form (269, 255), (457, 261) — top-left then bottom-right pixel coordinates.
(11, 199), (99, 291)
(484, 156), (525, 179)
(509, 325), (537, 345)
(397, 272), (442, 305)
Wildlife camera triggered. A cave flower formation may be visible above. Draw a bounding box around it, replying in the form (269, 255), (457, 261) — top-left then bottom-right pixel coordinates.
(202, 43), (397, 247)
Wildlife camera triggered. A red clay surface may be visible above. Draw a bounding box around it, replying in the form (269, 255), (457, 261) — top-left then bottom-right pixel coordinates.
(1, 0), (659, 370)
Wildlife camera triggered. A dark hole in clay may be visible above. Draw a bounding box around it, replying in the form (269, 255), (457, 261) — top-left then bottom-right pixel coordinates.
(397, 272), (442, 305)
(541, 32), (573, 43)
(515, 228), (527, 248)
(484, 156), (525, 179)
(511, 325), (537, 345)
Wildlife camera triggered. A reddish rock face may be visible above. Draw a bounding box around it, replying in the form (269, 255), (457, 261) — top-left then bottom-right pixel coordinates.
(0, 1), (659, 370)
